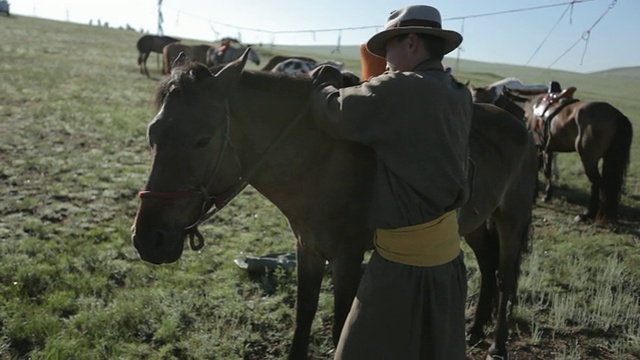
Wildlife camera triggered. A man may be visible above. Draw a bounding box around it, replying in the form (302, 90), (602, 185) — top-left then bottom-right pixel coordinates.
(310, 5), (472, 360)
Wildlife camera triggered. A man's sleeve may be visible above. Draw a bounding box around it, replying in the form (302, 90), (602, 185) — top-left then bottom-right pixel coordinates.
(311, 74), (398, 145)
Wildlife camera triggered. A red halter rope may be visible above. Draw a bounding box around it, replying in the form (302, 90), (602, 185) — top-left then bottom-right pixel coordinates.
(138, 101), (310, 251)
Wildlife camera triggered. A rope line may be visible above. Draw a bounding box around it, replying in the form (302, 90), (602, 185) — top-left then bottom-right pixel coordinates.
(164, 0), (596, 36)
(548, 0), (617, 68)
(525, 2), (573, 65)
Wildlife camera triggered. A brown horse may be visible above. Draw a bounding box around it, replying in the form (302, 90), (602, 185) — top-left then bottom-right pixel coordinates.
(131, 51), (538, 360)
(472, 85), (564, 185)
(136, 34), (180, 77)
(494, 87), (632, 223)
(206, 45), (261, 67)
(162, 43), (211, 75)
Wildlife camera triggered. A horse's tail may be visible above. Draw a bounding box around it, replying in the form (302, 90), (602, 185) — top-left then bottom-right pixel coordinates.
(601, 114), (633, 220)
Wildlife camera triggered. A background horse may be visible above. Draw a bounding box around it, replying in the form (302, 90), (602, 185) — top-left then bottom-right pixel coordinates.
(132, 52), (538, 360)
(501, 88), (632, 223)
(271, 59), (344, 76)
(472, 85), (562, 181)
(261, 55), (317, 71)
(161, 43), (211, 75)
(206, 45), (261, 67)
(136, 34), (180, 77)
(472, 77), (548, 103)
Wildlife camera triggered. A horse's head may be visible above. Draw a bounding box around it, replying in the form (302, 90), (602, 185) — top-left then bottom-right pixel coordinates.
(246, 47), (261, 66)
(132, 50), (251, 264)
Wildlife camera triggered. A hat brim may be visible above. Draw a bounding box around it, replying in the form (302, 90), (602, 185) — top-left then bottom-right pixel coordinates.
(366, 27), (462, 58)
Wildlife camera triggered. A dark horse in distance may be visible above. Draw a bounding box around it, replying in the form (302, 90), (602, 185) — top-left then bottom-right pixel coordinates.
(136, 34), (180, 77)
(482, 86), (632, 224)
(132, 51), (538, 360)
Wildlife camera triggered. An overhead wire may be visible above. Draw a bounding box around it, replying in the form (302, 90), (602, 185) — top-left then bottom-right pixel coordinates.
(547, 0), (618, 68)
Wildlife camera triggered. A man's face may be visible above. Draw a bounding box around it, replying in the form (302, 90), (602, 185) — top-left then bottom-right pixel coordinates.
(384, 35), (413, 72)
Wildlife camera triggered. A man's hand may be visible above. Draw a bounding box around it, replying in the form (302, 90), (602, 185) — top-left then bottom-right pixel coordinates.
(310, 65), (344, 90)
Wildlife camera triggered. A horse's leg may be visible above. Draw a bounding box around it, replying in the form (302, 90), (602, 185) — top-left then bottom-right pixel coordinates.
(137, 52), (144, 74)
(487, 212), (530, 360)
(552, 153), (561, 180)
(330, 242), (365, 345)
(142, 52), (150, 78)
(542, 151), (554, 202)
(289, 241), (325, 360)
(464, 224), (499, 347)
(576, 140), (603, 221)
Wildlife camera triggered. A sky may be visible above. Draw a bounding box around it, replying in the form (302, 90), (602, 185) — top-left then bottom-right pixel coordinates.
(10, 0), (638, 73)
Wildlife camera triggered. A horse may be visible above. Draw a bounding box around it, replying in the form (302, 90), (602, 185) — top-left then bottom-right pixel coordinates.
(261, 55), (318, 71)
(471, 84), (562, 181)
(206, 45), (261, 67)
(471, 77), (548, 104)
(136, 34), (180, 77)
(271, 59), (344, 76)
(162, 43), (211, 75)
(131, 51), (538, 360)
(496, 87), (632, 223)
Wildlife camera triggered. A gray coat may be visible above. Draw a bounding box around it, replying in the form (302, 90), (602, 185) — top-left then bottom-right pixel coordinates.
(311, 59), (473, 229)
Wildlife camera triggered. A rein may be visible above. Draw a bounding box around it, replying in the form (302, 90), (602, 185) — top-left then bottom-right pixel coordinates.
(139, 100), (311, 251)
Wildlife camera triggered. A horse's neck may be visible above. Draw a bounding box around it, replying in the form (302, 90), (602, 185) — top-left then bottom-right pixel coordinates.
(228, 72), (321, 205)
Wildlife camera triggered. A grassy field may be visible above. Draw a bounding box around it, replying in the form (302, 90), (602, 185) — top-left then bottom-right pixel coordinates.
(1, 15), (639, 359)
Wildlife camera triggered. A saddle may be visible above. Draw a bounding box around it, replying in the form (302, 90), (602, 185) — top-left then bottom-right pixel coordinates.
(533, 86), (577, 117)
(531, 86), (579, 147)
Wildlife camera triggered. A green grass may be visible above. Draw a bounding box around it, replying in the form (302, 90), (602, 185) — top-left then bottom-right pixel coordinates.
(1, 15), (639, 359)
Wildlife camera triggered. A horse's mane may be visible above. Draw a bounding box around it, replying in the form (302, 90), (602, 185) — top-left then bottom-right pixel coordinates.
(154, 62), (212, 110)
(238, 70), (312, 96)
(154, 62), (313, 111)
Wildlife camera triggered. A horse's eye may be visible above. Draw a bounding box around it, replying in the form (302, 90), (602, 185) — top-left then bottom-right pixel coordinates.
(195, 137), (211, 149)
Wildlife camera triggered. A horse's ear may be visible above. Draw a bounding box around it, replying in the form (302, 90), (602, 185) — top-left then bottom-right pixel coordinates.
(172, 52), (188, 70)
(214, 48), (250, 86)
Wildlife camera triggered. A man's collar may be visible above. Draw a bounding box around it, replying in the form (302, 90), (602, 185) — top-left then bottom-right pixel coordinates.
(412, 58), (444, 72)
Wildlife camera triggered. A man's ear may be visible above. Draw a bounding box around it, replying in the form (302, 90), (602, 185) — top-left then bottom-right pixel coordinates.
(407, 33), (420, 52)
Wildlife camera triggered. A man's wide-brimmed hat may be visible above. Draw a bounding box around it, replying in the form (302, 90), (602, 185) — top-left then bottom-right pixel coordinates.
(366, 5), (462, 58)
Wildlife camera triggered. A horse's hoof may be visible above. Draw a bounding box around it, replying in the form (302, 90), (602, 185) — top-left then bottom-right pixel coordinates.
(574, 213), (594, 223)
(487, 344), (509, 360)
(543, 195), (552, 202)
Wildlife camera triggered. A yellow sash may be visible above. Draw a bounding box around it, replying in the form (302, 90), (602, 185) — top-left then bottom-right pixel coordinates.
(374, 211), (461, 267)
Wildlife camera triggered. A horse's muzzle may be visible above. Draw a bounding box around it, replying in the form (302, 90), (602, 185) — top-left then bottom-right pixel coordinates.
(132, 226), (185, 264)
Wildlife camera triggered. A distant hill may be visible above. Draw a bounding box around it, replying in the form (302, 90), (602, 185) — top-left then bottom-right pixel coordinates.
(590, 66), (640, 78)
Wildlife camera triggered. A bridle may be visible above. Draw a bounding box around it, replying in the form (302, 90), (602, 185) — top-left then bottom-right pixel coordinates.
(138, 100), (310, 251)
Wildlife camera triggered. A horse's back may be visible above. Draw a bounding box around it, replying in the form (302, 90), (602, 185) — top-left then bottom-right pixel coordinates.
(471, 103), (530, 149)
(262, 55), (317, 71)
(576, 100), (625, 121)
(137, 35), (179, 53)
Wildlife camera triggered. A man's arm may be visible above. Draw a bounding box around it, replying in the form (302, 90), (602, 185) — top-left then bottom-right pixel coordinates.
(311, 72), (398, 145)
